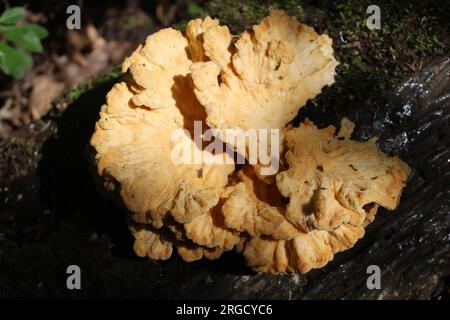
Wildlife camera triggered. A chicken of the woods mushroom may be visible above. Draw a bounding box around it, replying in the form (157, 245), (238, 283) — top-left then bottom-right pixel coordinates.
(90, 10), (411, 274)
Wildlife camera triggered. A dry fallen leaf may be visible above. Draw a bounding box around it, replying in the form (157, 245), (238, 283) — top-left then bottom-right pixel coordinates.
(29, 74), (64, 120)
(56, 24), (123, 88)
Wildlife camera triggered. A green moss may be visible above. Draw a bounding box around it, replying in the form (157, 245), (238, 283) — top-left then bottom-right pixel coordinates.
(171, 20), (188, 31)
(119, 14), (152, 29)
(328, 0), (449, 78)
(309, 0), (449, 127)
(204, 0), (304, 33)
(64, 65), (121, 103)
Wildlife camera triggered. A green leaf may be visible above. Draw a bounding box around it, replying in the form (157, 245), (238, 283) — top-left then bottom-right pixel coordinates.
(0, 23), (49, 39)
(0, 23), (49, 52)
(0, 43), (33, 79)
(23, 23), (49, 39)
(188, 3), (202, 15)
(0, 7), (26, 25)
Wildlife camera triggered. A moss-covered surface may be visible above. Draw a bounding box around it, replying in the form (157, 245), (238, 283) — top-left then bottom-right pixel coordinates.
(61, 66), (122, 105)
(0, 1), (449, 299)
